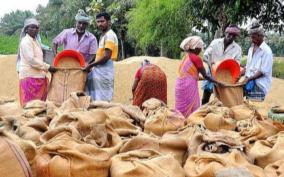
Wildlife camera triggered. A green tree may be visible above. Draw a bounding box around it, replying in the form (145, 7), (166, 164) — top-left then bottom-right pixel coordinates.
(0, 10), (34, 35)
(185, 0), (284, 40)
(127, 0), (192, 58)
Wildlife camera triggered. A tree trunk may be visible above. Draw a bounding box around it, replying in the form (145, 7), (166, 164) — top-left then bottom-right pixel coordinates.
(120, 38), (125, 60)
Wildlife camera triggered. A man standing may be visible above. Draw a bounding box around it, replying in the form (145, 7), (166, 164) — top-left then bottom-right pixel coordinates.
(84, 12), (118, 101)
(202, 24), (242, 104)
(241, 20), (273, 101)
(52, 9), (97, 63)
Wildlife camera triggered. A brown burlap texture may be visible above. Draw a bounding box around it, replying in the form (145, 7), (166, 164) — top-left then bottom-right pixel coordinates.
(34, 134), (111, 177)
(48, 69), (87, 106)
(0, 136), (32, 177)
(111, 149), (185, 177)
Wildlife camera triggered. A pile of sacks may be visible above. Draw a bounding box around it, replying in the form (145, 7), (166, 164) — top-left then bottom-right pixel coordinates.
(1, 94), (284, 177)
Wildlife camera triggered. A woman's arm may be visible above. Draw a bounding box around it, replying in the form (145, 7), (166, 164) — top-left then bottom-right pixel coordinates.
(198, 68), (225, 86)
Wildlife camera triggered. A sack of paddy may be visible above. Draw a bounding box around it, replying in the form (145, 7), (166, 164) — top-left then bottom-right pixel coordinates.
(0, 129), (37, 164)
(214, 70), (244, 107)
(89, 101), (146, 126)
(230, 103), (256, 121)
(0, 100), (23, 117)
(23, 100), (57, 118)
(144, 107), (185, 136)
(105, 106), (141, 136)
(119, 133), (188, 165)
(237, 117), (284, 148)
(111, 149), (185, 177)
(34, 134), (111, 177)
(203, 112), (236, 131)
(1, 116), (43, 145)
(187, 103), (235, 130)
(249, 131), (284, 168)
(264, 159), (284, 177)
(0, 136), (32, 177)
(142, 98), (165, 117)
(183, 150), (266, 177)
(59, 92), (91, 112)
(50, 109), (123, 156)
(48, 69), (87, 106)
(188, 130), (246, 158)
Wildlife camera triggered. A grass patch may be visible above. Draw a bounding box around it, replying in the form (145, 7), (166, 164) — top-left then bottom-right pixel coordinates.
(241, 57), (284, 79)
(0, 34), (19, 54)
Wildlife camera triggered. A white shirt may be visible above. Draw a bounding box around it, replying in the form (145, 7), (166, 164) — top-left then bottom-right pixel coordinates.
(19, 34), (50, 79)
(204, 38), (242, 65)
(245, 41), (273, 94)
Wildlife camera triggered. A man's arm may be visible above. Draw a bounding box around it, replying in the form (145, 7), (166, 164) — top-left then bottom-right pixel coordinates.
(84, 49), (112, 71)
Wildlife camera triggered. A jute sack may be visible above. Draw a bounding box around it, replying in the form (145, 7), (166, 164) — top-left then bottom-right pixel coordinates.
(144, 107), (185, 136)
(264, 160), (284, 177)
(214, 69), (244, 107)
(34, 134), (111, 177)
(142, 98), (165, 117)
(48, 69), (87, 106)
(0, 129), (37, 165)
(111, 150), (185, 177)
(214, 85), (244, 107)
(237, 117), (284, 149)
(105, 106), (141, 136)
(119, 133), (188, 165)
(0, 100), (23, 117)
(0, 137), (32, 177)
(23, 100), (56, 118)
(249, 131), (284, 168)
(230, 103), (256, 121)
(203, 112), (236, 131)
(183, 151), (266, 177)
(59, 92), (91, 112)
(48, 109), (123, 156)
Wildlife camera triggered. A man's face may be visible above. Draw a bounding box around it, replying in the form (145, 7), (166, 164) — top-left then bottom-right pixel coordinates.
(250, 33), (263, 46)
(224, 32), (238, 44)
(76, 21), (88, 34)
(96, 16), (109, 32)
(26, 24), (39, 38)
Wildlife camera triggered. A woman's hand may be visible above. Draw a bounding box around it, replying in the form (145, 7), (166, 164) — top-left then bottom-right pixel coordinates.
(48, 66), (57, 73)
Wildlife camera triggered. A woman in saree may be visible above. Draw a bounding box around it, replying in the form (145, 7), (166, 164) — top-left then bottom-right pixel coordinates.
(175, 36), (224, 118)
(132, 59), (167, 108)
(18, 18), (56, 107)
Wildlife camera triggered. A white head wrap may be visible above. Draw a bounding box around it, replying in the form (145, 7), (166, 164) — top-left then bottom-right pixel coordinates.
(180, 36), (204, 51)
(248, 20), (265, 35)
(75, 9), (90, 23)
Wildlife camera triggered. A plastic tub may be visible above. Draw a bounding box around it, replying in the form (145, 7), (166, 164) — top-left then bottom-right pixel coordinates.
(53, 50), (85, 67)
(211, 59), (240, 84)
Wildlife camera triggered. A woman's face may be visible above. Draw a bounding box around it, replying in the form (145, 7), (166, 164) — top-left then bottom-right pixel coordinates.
(26, 24), (39, 38)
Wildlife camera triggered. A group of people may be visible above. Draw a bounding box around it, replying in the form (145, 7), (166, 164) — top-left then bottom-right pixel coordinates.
(175, 21), (273, 118)
(17, 10), (273, 119)
(132, 21), (273, 119)
(17, 10), (118, 107)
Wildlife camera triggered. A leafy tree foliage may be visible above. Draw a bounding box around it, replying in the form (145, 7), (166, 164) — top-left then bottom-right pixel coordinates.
(127, 0), (192, 58)
(185, 0), (284, 39)
(0, 10), (34, 35)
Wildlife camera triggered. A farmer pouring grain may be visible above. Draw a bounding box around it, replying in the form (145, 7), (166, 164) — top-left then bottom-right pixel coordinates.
(240, 20), (273, 101)
(18, 18), (56, 107)
(84, 12), (118, 101)
(175, 36), (225, 118)
(52, 9), (98, 63)
(202, 24), (242, 105)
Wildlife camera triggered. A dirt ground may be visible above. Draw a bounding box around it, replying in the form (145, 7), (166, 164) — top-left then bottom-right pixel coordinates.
(1, 55), (283, 116)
